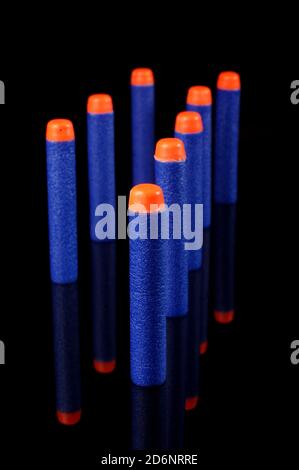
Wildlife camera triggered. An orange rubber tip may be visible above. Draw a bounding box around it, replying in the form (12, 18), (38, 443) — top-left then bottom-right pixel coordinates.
(199, 341), (208, 355)
(217, 71), (241, 91)
(93, 359), (116, 374)
(155, 138), (186, 162)
(87, 94), (113, 114)
(185, 396), (199, 411)
(57, 410), (81, 426)
(129, 183), (165, 214)
(175, 111), (203, 134)
(187, 86), (212, 106)
(46, 119), (75, 142)
(214, 310), (235, 324)
(131, 68), (154, 86)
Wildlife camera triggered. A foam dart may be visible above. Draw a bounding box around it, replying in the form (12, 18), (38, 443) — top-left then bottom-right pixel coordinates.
(175, 111), (204, 271)
(131, 68), (155, 185)
(214, 72), (241, 324)
(214, 71), (241, 204)
(187, 87), (213, 354)
(46, 120), (81, 425)
(154, 137), (188, 446)
(87, 94), (115, 241)
(46, 119), (78, 284)
(87, 94), (117, 372)
(175, 112), (204, 411)
(129, 184), (167, 387)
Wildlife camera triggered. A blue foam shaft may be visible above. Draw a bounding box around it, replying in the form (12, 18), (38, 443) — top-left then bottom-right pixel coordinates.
(51, 282), (81, 415)
(131, 85), (155, 185)
(186, 104), (212, 229)
(200, 228), (211, 346)
(214, 89), (240, 204)
(87, 111), (115, 241)
(46, 139), (78, 284)
(155, 160), (188, 317)
(90, 241), (116, 365)
(174, 130), (203, 271)
(129, 212), (167, 387)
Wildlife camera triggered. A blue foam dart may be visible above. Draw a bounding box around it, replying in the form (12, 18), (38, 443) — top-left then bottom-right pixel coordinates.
(51, 282), (81, 426)
(214, 72), (241, 204)
(175, 112), (204, 271)
(154, 138), (188, 318)
(213, 72), (241, 324)
(187, 86), (213, 353)
(154, 137), (188, 446)
(87, 95), (117, 372)
(87, 94), (116, 241)
(46, 119), (78, 284)
(131, 68), (155, 185)
(129, 184), (167, 387)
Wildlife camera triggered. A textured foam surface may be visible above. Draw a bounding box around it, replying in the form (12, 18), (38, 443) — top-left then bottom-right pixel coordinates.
(187, 104), (212, 228)
(175, 131), (203, 271)
(46, 140), (78, 284)
(129, 213), (167, 387)
(51, 283), (81, 414)
(87, 112), (116, 241)
(214, 89), (240, 204)
(214, 203), (237, 312)
(131, 85), (155, 185)
(200, 228), (211, 345)
(91, 241), (117, 363)
(155, 160), (188, 317)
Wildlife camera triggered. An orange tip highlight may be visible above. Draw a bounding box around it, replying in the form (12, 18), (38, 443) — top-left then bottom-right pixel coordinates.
(131, 68), (154, 86)
(214, 310), (235, 324)
(46, 119), (75, 142)
(93, 359), (116, 374)
(217, 71), (241, 91)
(129, 183), (165, 214)
(185, 396), (199, 411)
(187, 86), (212, 106)
(155, 138), (186, 162)
(57, 410), (81, 426)
(175, 111), (203, 134)
(199, 341), (208, 355)
(87, 94), (113, 114)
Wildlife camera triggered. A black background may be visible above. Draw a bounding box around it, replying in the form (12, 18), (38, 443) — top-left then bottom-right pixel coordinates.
(0, 55), (298, 467)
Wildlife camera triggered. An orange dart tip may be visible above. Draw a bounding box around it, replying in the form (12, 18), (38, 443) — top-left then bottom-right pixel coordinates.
(217, 71), (241, 91)
(175, 111), (203, 134)
(129, 183), (165, 214)
(155, 138), (186, 162)
(46, 119), (75, 142)
(87, 94), (113, 114)
(187, 86), (212, 106)
(131, 68), (154, 86)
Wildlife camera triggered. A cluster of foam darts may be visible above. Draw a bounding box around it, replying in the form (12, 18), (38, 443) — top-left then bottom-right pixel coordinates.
(45, 69), (240, 427)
